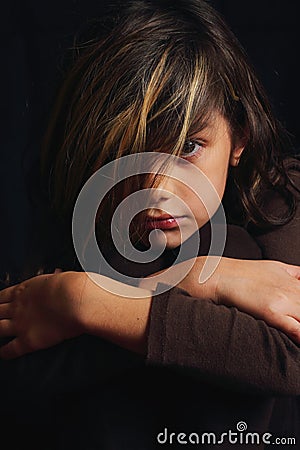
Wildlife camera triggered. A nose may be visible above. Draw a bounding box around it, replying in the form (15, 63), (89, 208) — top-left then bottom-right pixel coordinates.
(146, 177), (189, 219)
(149, 191), (172, 211)
(149, 176), (176, 204)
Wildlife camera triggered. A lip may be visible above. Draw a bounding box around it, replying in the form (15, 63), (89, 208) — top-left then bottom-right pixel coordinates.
(145, 215), (186, 230)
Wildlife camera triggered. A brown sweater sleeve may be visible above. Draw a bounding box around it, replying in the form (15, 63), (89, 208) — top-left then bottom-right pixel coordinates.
(147, 283), (300, 396)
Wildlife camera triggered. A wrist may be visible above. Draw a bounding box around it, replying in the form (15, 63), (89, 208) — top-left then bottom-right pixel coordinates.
(177, 256), (219, 301)
(213, 258), (242, 306)
(55, 271), (90, 335)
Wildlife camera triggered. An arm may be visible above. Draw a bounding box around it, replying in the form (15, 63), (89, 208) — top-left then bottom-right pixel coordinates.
(2, 264), (300, 396)
(75, 274), (300, 396)
(146, 283), (300, 396)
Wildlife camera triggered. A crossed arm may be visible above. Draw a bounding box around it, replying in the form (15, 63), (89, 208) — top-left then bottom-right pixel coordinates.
(0, 253), (300, 395)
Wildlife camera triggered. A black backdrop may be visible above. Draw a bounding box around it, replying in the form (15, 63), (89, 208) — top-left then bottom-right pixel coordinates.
(1, 0), (300, 278)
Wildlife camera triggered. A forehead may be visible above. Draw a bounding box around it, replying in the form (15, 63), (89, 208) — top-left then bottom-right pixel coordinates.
(190, 113), (231, 140)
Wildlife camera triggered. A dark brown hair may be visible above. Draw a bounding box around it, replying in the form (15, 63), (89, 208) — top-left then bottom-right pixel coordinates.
(31, 0), (300, 272)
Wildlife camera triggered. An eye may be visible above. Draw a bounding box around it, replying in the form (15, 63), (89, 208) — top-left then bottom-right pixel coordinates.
(181, 140), (204, 159)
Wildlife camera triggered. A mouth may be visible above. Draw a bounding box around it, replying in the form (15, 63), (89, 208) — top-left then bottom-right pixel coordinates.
(145, 214), (187, 230)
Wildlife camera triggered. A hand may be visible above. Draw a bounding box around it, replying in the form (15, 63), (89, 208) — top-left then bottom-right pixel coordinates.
(0, 271), (88, 359)
(0, 271), (153, 359)
(177, 256), (300, 343)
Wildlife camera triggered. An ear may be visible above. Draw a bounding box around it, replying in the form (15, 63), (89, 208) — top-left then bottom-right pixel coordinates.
(229, 137), (247, 167)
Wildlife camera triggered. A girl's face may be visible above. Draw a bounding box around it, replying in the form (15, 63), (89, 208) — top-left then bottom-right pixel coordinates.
(141, 113), (244, 249)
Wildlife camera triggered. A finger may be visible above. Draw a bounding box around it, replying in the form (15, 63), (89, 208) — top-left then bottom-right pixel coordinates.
(287, 297), (300, 322)
(0, 303), (12, 319)
(0, 338), (27, 360)
(270, 315), (300, 344)
(0, 285), (15, 304)
(0, 319), (15, 337)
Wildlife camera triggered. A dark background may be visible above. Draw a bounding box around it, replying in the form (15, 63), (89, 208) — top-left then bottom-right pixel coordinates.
(1, 0), (299, 278)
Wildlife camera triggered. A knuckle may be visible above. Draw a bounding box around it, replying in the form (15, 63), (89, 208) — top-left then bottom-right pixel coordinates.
(263, 304), (279, 318)
(13, 283), (27, 296)
(263, 292), (288, 316)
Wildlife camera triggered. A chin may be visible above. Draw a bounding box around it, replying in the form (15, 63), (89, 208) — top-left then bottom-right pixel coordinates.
(144, 229), (181, 250)
(163, 231), (186, 249)
(164, 240), (182, 250)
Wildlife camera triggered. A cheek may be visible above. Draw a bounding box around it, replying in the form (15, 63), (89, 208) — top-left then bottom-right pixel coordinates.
(210, 174), (227, 200)
(199, 153), (230, 199)
(181, 190), (216, 226)
(184, 169), (228, 221)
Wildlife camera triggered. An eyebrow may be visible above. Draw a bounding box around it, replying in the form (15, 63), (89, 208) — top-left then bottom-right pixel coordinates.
(188, 130), (210, 143)
(189, 120), (222, 142)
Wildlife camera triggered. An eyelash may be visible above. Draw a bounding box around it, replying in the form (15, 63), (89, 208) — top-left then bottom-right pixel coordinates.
(181, 140), (205, 160)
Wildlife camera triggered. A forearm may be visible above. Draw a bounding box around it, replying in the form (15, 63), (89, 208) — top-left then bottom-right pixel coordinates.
(79, 273), (153, 355)
(147, 284), (300, 396)
(77, 272), (300, 396)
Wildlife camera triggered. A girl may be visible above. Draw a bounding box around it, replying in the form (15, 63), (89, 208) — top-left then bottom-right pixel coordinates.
(1, 0), (300, 448)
